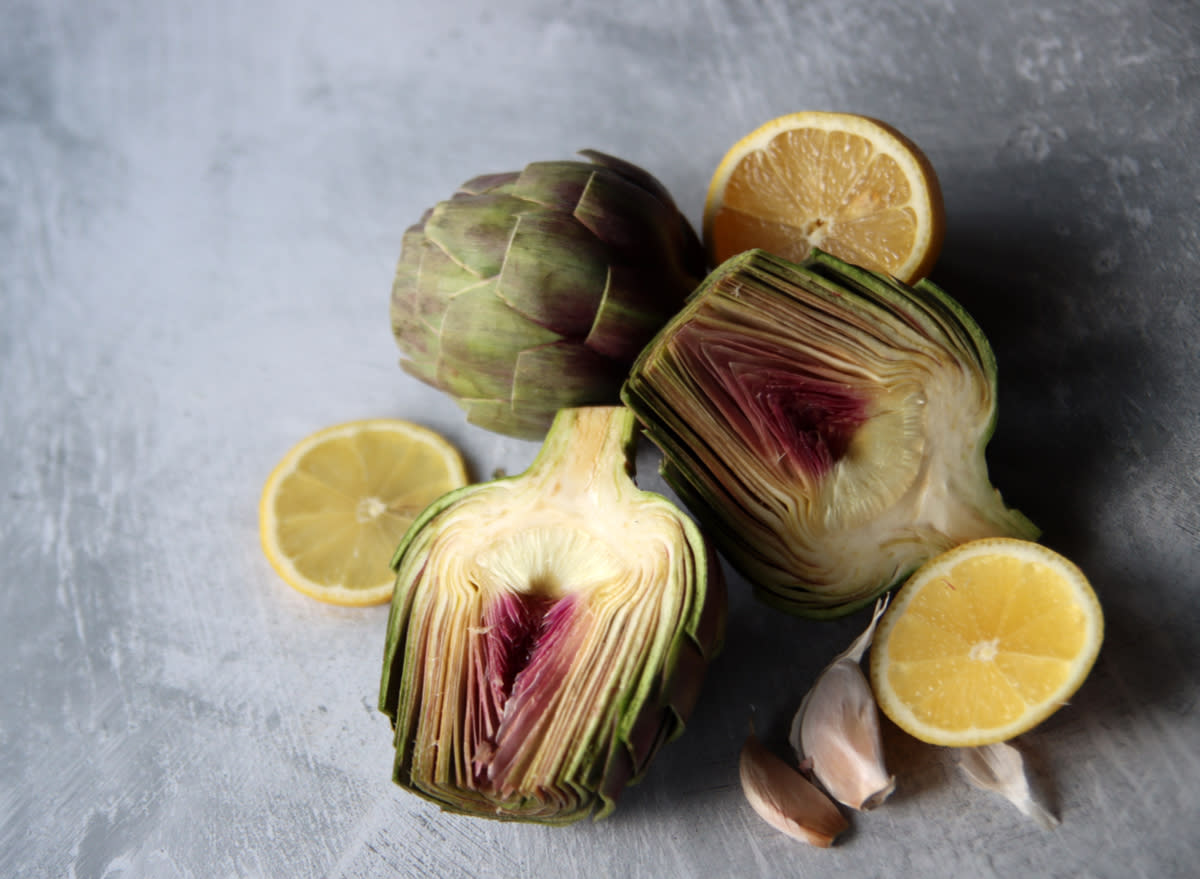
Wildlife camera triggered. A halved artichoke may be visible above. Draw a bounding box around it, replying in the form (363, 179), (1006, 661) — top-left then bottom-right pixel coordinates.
(379, 406), (725, 822)
(621, 249), (1037, 618)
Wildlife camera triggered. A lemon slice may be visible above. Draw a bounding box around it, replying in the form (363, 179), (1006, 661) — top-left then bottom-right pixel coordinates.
(869, 538), (1103, 746)
(259, 419), (468, 606)
(704, 111), (945, 283)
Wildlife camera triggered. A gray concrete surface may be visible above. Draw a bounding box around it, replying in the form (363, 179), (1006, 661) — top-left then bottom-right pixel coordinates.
(3, 0), (1198, 876)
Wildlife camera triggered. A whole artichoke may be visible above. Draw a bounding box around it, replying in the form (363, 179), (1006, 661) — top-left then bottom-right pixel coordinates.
(390, 151), (706, 440)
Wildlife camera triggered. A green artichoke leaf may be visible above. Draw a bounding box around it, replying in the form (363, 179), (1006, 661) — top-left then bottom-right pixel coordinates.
(495, 211), (609, 337)
(508, 342), (623, 414)
(380, 406), (725, 823)
(572, 165), (683, 256)
(457, 399), (548, 443)
(622, 249), (1038, 618)
(584, 263), (700, 363)
(459, 170), (520, 197)
(510, 159), (597, 208)
(458, 342), (622, 439)
(570, 167), (705, 362)
(423, 192), (526, 278)
(577, 149), (679, 210)
(435, 281), (561, 401)
(394, 229), (482, 338)
(390, 227), (436, 373)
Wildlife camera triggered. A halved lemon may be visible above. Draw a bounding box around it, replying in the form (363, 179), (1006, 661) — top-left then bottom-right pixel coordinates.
(704, 111), (945, 283)
(869, 538), (1104, 747)
(259, 419), (468, 606)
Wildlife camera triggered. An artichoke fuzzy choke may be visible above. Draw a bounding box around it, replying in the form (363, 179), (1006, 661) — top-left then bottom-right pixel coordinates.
(390, 151), (705, 440)
(379, 406), (725, 823)
(622, 248), (1037, 618)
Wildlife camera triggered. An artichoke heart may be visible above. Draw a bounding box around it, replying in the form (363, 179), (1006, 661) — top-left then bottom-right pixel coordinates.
(622, 249), (1037, 618)
(390, 151), (706, 440)
(379, 406), (725, 823)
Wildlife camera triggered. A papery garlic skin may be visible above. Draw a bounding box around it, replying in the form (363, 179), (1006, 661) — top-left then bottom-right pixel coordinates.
(740, 732), (849, 847)
(789, 598), (895, 810)
(792, 660), (896, 810)
(958, 741), (1059, 830)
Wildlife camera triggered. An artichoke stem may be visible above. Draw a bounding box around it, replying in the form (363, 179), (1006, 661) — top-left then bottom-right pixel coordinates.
(524, 406), (638, 501)
(920, 467), (1040, 546)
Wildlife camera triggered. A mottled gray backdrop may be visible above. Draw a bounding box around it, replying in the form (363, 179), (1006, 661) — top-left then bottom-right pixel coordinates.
(2, 0), (1197, 877)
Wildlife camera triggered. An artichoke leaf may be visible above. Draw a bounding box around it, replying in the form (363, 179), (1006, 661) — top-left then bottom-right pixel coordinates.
(585, 262), (698, 363)
(435, 281), (561, 401)
(509, 159), (605, 208)
(459, 170), (520, 197)
(458, 398), (554, 443)
(577, 149), (679, 210)
(508, 342), (624, 413)
(496, 211), (609, 335)
(572, 166), (690, 261)
(402, 235), (487, 340)
(423, 192), (525, 278)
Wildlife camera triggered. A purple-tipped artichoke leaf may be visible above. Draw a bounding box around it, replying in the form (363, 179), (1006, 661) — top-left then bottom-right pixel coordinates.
(510, 160), (596, 207)
(507, 343), (624, 415)
(497, 212), (609, 336)
(584, 263), (698, 362)
(576, 149), (679, 209)
(424, 193), (525, 278)
(573, 168), (686, 258)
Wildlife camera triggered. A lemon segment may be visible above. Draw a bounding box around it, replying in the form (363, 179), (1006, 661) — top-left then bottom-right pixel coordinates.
(704, 111), (945, 283)
(869, 538), (1103, 746)
(259, 419), (468, 606)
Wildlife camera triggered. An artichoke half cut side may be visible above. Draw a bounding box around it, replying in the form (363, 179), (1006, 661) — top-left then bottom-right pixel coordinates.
(379, 406), (725, 823)
(621, 248), (1038, 619)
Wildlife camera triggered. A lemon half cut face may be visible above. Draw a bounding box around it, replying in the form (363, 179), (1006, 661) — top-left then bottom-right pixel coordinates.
(870, 538), (1104, 747)
(259, 419), (468, 606)
(704, 111), (945, 283)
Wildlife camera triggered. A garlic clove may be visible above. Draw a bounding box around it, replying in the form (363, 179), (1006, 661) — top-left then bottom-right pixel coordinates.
(957, 741), (1060, 830)
(789, 597), (895, 810)
(794, 661), (897, 810)
(739, 732), (849, 847)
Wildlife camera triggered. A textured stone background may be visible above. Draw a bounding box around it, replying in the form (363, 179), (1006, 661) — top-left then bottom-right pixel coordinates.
(2, 0), (1197, 877)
